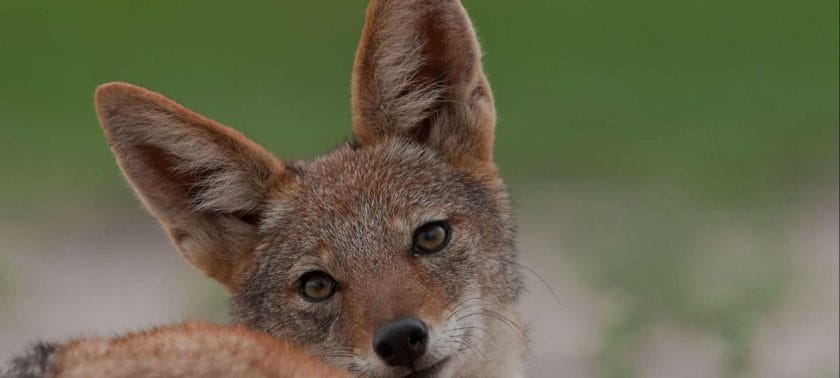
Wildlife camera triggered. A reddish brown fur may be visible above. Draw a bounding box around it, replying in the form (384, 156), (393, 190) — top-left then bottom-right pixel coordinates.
(340, 253), (450, 349)
(54, 323), (348, 378)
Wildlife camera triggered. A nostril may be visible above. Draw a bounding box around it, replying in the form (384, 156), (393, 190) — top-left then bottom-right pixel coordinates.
(376, 344), (394, 359)
(409, 329), (426, 347)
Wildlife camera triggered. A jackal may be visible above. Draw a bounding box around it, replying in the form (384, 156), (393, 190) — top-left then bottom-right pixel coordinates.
(3, 0), (526, 376)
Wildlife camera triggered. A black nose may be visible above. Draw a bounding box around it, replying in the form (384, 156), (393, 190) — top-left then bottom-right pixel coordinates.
(372, 317), (429, 367)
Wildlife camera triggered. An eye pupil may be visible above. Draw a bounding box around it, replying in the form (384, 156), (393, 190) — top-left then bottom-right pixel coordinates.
(299, 272), (337, 302)
(412, 221), (451, 254)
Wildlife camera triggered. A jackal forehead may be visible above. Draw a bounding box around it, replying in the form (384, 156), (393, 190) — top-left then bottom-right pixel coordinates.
(264, 140), (502, 247)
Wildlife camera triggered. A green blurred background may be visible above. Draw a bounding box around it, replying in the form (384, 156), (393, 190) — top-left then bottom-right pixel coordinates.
(0, 1), (837, 377)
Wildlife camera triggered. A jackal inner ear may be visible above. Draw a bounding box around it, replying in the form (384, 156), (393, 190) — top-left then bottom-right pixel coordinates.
(351, 0), (497, 166)
(95, 82), (286, 288)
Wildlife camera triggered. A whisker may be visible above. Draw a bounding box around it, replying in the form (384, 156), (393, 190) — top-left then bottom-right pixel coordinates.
(456, 336), (487, 362)
(445, 296), (502, 322)
(445, 296), (487, 320)
(443, 326), (490, 338)
(456, 310), (535, 362)
(487, 255), (562, 307)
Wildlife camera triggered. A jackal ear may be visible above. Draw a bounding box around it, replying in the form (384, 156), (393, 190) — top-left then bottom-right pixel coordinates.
(95, 83), (286, 289)
(351, 0), (496, 166)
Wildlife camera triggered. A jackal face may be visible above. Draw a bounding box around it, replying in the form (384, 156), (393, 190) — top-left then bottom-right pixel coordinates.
(95, 1), (524, 376)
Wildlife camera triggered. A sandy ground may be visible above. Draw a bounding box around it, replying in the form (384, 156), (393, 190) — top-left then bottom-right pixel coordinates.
(0, 190), (837, 377)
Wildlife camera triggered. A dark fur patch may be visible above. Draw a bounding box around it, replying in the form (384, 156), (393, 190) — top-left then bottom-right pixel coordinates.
(346, 137), (362, 151)
(1, 342), (57, 378)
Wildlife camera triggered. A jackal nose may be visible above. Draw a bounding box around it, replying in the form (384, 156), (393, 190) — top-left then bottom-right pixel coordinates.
(373, 317), (428, 367)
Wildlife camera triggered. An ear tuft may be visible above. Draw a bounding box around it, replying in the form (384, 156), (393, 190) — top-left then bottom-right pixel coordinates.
(95, 82), (175, 129)
(95, 82), (146, 113)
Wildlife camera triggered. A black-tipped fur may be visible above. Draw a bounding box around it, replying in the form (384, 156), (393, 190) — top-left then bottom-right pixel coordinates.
(1, 342), (57, 378)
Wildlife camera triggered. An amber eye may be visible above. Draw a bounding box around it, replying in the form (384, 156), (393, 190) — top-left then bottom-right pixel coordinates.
(412, 221), (451, 254)
(299, 271), (338, 302)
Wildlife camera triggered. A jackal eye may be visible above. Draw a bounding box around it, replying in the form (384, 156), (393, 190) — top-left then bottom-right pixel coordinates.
(299, 271), (338, 302)
(412, 221), (451, 255)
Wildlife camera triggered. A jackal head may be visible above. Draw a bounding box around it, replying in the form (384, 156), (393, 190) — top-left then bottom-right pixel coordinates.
(95, 0), (525, 376)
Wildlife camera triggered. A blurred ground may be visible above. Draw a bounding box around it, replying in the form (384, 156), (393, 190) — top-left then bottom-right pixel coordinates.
(518, 182), (838, 378)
